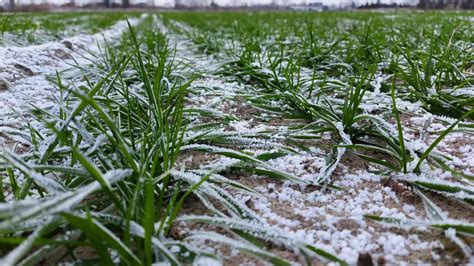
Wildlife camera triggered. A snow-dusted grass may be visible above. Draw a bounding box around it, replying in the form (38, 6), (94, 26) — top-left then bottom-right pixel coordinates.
(0, 12), (141, 46)
(162, 11), (474, 264)
(0, 10), (473, 265)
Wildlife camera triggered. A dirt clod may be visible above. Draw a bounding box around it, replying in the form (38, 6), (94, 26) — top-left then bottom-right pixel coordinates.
(357, 253), (374, 266)
(54, 49), (72, 59)
(0, 79), (11, 92)
(13, 63), (35, 76)
(62, 40), (73, 50)
(382, 178), (409, 194)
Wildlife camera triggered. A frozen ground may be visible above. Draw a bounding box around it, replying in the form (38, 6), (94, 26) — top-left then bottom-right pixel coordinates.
(0, 14), (472, 265)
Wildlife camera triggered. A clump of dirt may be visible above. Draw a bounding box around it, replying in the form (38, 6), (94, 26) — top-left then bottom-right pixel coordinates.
(0, 133), (31, 155)
(336, 218), (361, 233)
(54, 49), (73, 60)
(357, 253), (374, 266)
(62, 40), (73, 50)
(0, 80), (10, 92)
(175, 151), (220, 169)
(13, 63), (35, 76)
(221, 101), (257, 121)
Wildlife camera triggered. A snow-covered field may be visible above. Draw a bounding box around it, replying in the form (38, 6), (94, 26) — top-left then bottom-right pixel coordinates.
(0, 18), (139, 152)
(0, 11), (472, 265)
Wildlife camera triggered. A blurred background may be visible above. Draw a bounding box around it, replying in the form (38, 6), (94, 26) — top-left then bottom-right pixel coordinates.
(1, 0), (473, 12)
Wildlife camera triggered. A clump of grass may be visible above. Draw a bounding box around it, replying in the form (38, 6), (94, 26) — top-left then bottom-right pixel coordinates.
(0, 18), (194, 264)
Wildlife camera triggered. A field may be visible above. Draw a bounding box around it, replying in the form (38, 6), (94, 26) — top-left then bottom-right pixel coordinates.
(0, 10), (473, 265)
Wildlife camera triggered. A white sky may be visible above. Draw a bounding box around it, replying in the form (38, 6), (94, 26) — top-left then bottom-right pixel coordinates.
(12, 0), (416, 7)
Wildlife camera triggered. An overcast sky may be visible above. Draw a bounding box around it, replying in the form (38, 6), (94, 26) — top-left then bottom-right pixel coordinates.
(12, 0), (416, 7)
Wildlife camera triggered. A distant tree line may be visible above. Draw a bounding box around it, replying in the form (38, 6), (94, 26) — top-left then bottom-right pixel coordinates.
(418, 0), (473, 9)
(358, 0), (473, 9)
(357, 2), (411, 9)
(2, 0), (131, 10)
(3, 0), (474, 11)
